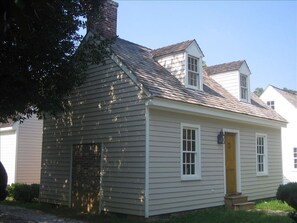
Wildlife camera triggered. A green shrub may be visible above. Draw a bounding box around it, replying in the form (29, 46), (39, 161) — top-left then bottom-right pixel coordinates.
(7, 183), (39, 202)
(276, 183), (297, 222)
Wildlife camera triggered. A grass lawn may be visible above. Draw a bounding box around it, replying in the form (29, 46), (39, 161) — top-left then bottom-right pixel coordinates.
(0, 199), (294, 223)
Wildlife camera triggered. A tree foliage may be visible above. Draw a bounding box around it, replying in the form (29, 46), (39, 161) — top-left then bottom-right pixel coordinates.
(253, 87), (264, 97)
(276, 183), (297, 222)
(283, 87), (297, 95)
(0, 0), (114, 123)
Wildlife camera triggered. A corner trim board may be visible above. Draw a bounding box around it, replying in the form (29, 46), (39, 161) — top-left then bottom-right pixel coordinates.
(145, 103), (150, 218)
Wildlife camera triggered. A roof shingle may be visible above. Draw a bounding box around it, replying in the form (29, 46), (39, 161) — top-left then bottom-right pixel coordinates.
(205, 60), (245, 75)
(111, 38), (285, 123)
(272, 86), (297, 108)
(151, 40), (194, 58)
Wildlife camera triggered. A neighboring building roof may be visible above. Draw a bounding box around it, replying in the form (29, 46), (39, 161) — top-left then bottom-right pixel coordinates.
(205, 60), (245, 75)
(151, 39), (194, 58)
(0, 119), (14, 128)
(271, 86), (297, 109)
(111, 38), (285, 122)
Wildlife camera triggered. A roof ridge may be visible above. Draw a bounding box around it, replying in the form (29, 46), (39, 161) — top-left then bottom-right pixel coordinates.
(152, 39), (194, 52)
(207, 60), (245, 68)
(151, 39), (195, 58)
(270, 85), (297, 96)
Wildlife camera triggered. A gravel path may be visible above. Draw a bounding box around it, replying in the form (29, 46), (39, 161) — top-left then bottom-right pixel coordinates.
(0, 205), (86, 223)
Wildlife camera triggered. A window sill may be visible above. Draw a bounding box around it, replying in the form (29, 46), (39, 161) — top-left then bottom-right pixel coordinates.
(186, 84), (199, 90)
(181, 175), (201, 181)
(256, 172), (268, 177)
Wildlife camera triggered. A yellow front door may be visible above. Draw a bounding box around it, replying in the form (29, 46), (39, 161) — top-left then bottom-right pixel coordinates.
(225, 133), (237, 194)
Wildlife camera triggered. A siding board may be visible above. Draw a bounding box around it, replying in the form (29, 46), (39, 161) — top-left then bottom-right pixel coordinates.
(149, 109), (282, 216)
(40, 58), (146, 216)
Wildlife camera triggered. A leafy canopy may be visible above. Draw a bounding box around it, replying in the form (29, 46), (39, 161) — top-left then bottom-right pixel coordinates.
(0, 0), (114, 123)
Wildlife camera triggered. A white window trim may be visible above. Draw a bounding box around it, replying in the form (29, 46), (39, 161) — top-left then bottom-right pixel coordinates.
(256, 133), (268, 176)
(185, 54), (202, 90)
(293, 147), (297, 170)
(180, 123), (201, 181)
(240, 74), (250, 103)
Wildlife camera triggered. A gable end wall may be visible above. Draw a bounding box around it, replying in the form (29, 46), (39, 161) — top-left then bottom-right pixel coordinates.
(40, 58), (147, 216)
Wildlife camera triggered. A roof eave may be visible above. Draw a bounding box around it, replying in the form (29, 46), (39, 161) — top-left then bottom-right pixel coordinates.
(146, 97), (287, 129)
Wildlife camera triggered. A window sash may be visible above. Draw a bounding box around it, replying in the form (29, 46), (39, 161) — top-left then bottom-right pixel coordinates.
(181, 125), (200, 180)
(256, 135), (267, 175)
(187, 56), (199, 87)
(240, 75), (248, 100)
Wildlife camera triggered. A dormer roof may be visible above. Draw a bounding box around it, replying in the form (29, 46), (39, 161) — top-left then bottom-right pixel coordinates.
(110, 38), (285, 123)
(151, 40), (194, 58)
(205, 60), (250, 75)
(151, 39), (204, 58)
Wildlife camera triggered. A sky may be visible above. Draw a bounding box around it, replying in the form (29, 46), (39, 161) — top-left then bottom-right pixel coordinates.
(114, 0), (297, 91)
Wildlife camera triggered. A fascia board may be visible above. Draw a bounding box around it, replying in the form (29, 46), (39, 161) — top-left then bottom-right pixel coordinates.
(147, 97), (287, 129)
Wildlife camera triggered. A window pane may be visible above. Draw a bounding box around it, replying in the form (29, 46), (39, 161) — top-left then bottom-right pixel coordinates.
(187, 129), (191, 139)
(186, 153), (190, 163)
(187, 141), (191, 151)
(187, 164), (190, 174)
(191, 153), (195, 163)
(191, 164), (195, 174)
(183, 140), (186, 151)
(192, 141), (196, 151)
(183, 129), (186, 139)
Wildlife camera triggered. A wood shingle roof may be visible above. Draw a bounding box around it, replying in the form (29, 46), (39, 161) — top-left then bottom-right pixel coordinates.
(272, 86), (297, 109)
(205, 60), (245, 75)
(111, 38), (286, 123)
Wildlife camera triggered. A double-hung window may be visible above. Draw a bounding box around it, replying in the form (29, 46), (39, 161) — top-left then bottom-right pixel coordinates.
(267, 101), (275, 110)
(187, 56), (199, 88)
(240, 74), (248, 101)
(293, 147), (297, 170)
(256, 134), (268, 175)
(181, 123), (201, 180)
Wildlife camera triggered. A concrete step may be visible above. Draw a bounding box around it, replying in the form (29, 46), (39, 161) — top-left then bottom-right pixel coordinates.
(233, 202), (255, 211)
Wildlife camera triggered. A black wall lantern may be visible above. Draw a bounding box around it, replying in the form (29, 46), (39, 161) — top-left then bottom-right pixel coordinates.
(217, 130), (225, 144)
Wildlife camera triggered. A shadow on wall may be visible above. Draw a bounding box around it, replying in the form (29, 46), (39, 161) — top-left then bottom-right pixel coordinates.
(41, 62), (146, 214)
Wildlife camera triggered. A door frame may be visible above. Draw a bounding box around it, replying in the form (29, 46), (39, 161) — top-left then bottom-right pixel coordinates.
(223, 129), (241, 195)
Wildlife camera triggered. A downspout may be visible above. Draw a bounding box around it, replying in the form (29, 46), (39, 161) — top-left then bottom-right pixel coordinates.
(145, 101), (150, 218)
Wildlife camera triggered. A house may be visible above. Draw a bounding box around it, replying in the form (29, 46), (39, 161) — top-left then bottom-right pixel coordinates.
(260, 85), (297, 183)
(39, 0), (286, 218)
(0, 115), (43, 185)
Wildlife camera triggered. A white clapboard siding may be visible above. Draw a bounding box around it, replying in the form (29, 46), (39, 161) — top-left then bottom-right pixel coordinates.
(16, 115), (43, 184)
(148, 109), (282, 216)
(210, 71), (240, 100)
(0, 130), (17, 185)
(156, 52), (185, 85)
(40, 58), (146, 216)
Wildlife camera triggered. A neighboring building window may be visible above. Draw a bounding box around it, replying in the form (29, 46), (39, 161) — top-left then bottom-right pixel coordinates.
(256, 134), (268, 175)
(181, 123), (201, 180)
(240, 74), (248, 101)
(267, 101), (275, 110)
(187, 56), (199, 88)
(293, 147), (297, 169)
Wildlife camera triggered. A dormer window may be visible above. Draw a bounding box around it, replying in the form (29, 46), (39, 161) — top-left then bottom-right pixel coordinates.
(187, 55), (199, 89)
(240, 74), (248, 101)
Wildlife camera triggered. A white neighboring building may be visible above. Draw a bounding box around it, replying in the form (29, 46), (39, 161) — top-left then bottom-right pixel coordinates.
(0, 115), (43, 185)
(261, 85), (297, 183)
